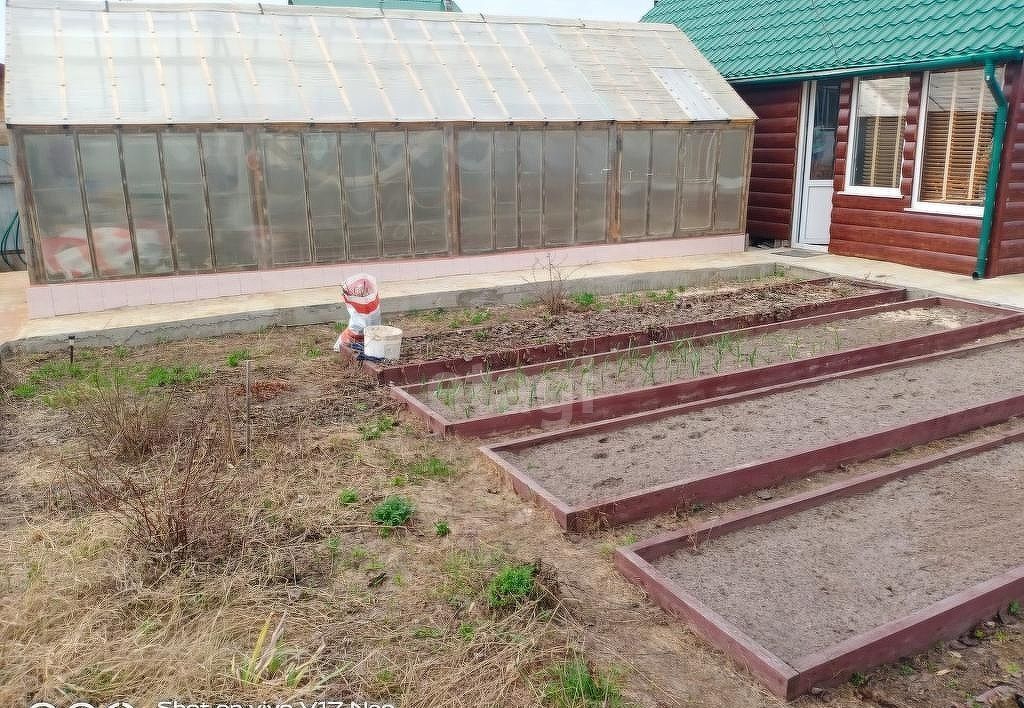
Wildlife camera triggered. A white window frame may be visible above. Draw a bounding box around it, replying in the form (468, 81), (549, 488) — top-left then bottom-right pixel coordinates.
(909, 70), (985, 219)
(841, 77), (904, 199)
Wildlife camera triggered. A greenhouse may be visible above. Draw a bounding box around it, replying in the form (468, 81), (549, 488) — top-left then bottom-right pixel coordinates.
(5, 0), (755, 313)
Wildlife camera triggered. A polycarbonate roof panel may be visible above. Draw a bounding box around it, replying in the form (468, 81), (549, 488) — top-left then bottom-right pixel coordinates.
(5, 0), (755, 125)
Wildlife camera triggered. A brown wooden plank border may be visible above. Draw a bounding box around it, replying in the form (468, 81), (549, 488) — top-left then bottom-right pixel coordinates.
(489, 391), (1024, 531)
(401, 297), (1013, 390)
(347, 277), (906, 384)
(397, 298), (1024, 438)
(485, 335), (1024, 454)
(615, 549), (798, 697)
(481, 335), (1024, 530)
(616, 427), (1024, 699)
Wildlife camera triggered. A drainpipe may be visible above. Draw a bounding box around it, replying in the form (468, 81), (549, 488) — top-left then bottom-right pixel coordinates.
(972, 59), (1010, 279)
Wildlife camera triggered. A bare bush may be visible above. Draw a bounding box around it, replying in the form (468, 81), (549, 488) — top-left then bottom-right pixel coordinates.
(69, 396), (246, 569)
(527, 254), (576, 316)
(80, 383), (175, 462)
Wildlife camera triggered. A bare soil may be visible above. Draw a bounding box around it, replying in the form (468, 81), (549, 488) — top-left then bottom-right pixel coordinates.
(652, 440), (1024, 664)
(417, 305), (991, 419)
(504, 337), (1024, 506)
(388, 277), (880, 362)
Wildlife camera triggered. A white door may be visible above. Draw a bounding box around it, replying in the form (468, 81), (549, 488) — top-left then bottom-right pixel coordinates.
(796, 79), (841, 247)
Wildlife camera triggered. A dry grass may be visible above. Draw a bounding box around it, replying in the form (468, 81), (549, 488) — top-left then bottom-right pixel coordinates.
(0, 509), (596, 707)
(0, 340), (618, 707)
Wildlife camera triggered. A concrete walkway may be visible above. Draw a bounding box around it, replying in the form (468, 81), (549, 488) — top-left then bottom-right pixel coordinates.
(0, 270), (28, 349)
(4, 248), (1024, 353)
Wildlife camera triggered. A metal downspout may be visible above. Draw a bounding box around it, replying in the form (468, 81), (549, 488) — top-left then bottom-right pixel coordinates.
(973, 59), (1010, 279)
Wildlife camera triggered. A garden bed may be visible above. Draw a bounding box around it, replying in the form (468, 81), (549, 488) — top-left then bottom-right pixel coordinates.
(615, 428), (1024, 699)
(482, 337), (1024, 530)
(353, 277), (905, 384)
(397, 298), (1024, 436)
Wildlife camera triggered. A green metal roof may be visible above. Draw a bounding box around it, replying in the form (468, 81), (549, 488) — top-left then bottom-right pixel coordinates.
(288, 0), (460, 10)
(642, 0), (1024, 81)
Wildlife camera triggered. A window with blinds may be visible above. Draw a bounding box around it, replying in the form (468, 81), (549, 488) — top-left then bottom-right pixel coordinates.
(851, 76), (909, 190)
(919, 67), (1003, 206)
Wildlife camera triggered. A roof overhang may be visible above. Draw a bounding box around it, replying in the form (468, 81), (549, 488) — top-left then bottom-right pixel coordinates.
(729, 48), (1024, 84)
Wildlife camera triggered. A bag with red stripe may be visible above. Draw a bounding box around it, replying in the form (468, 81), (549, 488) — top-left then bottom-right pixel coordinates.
(333, 274), (382, 353)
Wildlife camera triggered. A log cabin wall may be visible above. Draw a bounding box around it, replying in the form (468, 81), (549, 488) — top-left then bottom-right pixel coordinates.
(829, 74), (985, 275)
(735, 83), (802, 243)
(990, 61), (1024, 276)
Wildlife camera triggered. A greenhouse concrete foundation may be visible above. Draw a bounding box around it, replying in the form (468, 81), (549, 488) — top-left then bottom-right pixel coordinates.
(25, 235), (747, 318)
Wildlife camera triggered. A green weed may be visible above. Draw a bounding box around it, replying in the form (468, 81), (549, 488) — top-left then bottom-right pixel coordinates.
(410, 456), (454, 480)
(337, 489), (358, 505)
(571, 292), (598, 309)
(469, 310), (491, 325)
(448, 309), (491, 329)
(434, 519), (451, 537)
(439, 549), (504, 607)
(541, 657), (625, 708)
(850, 672), (869, 687)
(232, 614), (325, 689)
(646, 289), (676, 302)
(371, 496), (414, 533)
(486, 563), (535, 609)
(227, 349), (251, 367)
(12, 383), (38, 399)
(325, 536), (342, 564)
(29, 360), (85, 384)
(358, 415), (397, 440)
(142, 364), (204, 389)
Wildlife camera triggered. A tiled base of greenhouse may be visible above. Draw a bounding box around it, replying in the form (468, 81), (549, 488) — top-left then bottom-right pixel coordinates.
(24, 234), (745, 317)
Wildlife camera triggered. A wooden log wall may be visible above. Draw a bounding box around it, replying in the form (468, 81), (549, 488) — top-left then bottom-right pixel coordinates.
(991, 61), (1024, 277)
(829, 75), (984, 275)
(735, 83), (801, 243)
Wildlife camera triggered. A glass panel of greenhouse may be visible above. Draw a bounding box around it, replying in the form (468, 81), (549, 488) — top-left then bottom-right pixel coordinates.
(5, 0), (756, 284)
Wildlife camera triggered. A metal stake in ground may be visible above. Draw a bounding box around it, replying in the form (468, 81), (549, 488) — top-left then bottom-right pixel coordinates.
(244, 358), (252, 455)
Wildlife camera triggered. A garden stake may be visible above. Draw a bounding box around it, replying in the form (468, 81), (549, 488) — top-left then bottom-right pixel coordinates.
(244, 359), (252, 455)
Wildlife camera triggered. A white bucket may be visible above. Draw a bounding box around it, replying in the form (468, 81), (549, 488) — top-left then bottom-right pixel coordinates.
(363, 325), (403, 361)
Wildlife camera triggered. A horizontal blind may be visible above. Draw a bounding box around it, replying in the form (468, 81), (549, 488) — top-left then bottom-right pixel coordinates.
(920, 68), (999, 205)
(852, 77), (909, 189)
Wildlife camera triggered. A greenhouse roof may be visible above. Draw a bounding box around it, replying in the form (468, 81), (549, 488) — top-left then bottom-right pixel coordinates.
(289, 0), (462, 10)
(4, 0), (754, 126)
